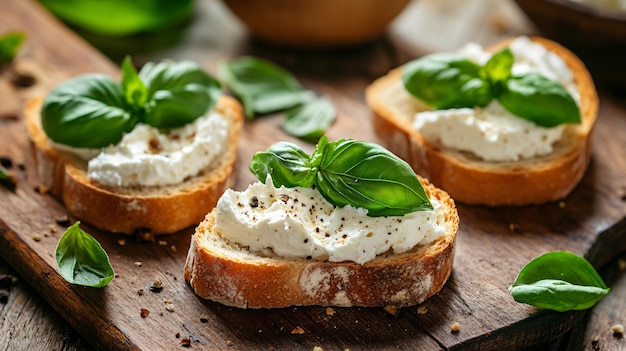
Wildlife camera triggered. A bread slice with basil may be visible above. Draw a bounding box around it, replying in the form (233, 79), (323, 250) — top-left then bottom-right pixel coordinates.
(25, 95), (243, 235)
(365, 36), (598, 206)
(184, 176), (458, 309)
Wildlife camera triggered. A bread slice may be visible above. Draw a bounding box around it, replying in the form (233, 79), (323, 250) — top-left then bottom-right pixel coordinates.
(365, 36), (598, 206)
(25, 96), (243, 235)
(183, 177), (458, 308)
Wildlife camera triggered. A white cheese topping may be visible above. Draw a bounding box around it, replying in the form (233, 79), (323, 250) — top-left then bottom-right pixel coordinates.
(413, 36), (579, 162)
(214, 177), (446, 264)
(53, 111), (229, 187)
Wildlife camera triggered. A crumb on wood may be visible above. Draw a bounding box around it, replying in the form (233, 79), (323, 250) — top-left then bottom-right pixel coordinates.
(612, 324), (624, 337)
(137, 288), (144, 296)
(558, 201), (566, 208)
(175, 332), (180, 338)
(34, 184), (49, 194)
(32, 233), (41, 242)
(291, 326), (305, 335)
(48, 225), (57, 234)
(140, 308), (150, 318)
(158, 240), (167, 246)
(450, 322), (461, 333)
(618, 259), (626, 271)
(149, 278), (163, 292)
(226, 340), (234, 346)
(180, 337), (191, 347)
(55, 215), (70, 226)
(200, 316), (209, 323)
(508, 222), (518, 232)
(325, 307), (335, 316)
(417, 306), (428, 315)
(134, 228), (154, 243)
(383, 304), (400, 317)
(170, 245), (177, 252)
(134, 261), (142, 267)
(118, 239), (126, 246)
(164, 299), (174, 312)
(313, 346), (324, 351)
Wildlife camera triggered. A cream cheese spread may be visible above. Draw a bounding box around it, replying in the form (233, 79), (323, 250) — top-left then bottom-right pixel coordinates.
(214, 177), (446, 264)
(53, 111), (229, 187)
(413, 36), (579, 162)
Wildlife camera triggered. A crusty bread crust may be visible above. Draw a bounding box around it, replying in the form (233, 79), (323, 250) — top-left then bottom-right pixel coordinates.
(25, 96), (243, 235)
(365, 36), (598, 206)
(184, 178), (458, 308)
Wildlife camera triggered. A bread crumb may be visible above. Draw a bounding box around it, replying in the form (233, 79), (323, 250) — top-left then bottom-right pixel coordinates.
(158, 240), (167, 246)
(383, 304), (400, 317)
(508, 223), (518, 232)
(137, 288), (144, 296)
(164, 299), (174, 312)
(558, 201), (566, 208)
(32, 233), (41, 242)
(175, 332), (180, 338)
(34, 184), (49, 194)
(118, 239), (126, 246)
(291, 326), (305, 335)
(134, 228), (154, 243)
(612, 324), (624, 337)
(180, 337), (191, 347)
(417, 306), (428, 314)
(313, 347), (324, 351)
(140, 308), (150, 318)
(226, 340), (234, 346)
(149, 278), (163, 292)
(134, 261), (142, 267)
(55, 215), (70, 226)
(170, 245), (177, 252)
(618, 259), (626, 271)
(450, 322), (461, 333)
(325, 307), (335, 316)
(48, 225), (57, 233)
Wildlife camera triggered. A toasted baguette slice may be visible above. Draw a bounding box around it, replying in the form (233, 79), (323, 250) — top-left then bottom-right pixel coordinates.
(25, 96), (243, 235)
(365, 36), (598, 206)
(184, 177), (458, 309)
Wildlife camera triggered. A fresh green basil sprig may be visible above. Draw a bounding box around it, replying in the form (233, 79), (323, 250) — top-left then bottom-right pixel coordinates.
(55, 222), (115, 288)
(509, 251), (610, 312)
(0, 31), (25, 67)
(250, 136), (433, 217)
(402, 48), (580, 128)
(219, 56), (336, 142)
(41, 57), (222, 148)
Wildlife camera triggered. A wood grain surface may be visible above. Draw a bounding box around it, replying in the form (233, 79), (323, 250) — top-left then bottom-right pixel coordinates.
(1, 0), (626, 350)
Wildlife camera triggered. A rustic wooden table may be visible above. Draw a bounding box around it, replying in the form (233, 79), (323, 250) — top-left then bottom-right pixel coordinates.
(1, 0), (625, 350)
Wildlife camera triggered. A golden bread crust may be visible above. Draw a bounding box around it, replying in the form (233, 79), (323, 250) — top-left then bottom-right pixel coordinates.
(365, 36), (598, 206)
(25, 96), (244, 235)
(183, 178), (458, 308)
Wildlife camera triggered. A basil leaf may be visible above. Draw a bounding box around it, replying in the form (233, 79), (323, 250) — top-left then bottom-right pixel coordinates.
(0, 32), (25, 66)
(39, 0), (193, 36)
(483, 48), (513, 84)
(55, 222), (115, 288)
(402, 53), (492, 109)
(121, 56), (148, 110)
(139, 60), (222, 128)
(41, 74), (137, 148)
(219, 56), (314, 118)
(498, 73), (581, 127)
(510, 251), (610, 312)
(314, 137), (433, 216)
(283, 97), (336, 143)
(249, 142), (316, 188)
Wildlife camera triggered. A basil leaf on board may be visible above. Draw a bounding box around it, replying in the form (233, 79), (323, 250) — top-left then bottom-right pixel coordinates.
(314, 137), (433, 216)
(510, 251), (610, 312)
(139, 60), (222, 128)
(402, 53), (492, 109)
(0, 32), (25, 66)
(41, 74), (137, 148)
(283, 97), (336, 143)
(39, 0), (193, 36)
(121, 56), (148, 110)
(55, 222), (115, 288)
(219, 56), (314, 118)
(498, 73), (581, 128)
(482, 48), (513, 85)
(249, 142), (316, 188)
(250, 136), (433, 217)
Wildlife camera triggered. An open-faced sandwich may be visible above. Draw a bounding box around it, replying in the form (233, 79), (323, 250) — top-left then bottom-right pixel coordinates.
(366, 36), (598, 206)
(184, 137), (459, 308)
(25, 58), (243, 235)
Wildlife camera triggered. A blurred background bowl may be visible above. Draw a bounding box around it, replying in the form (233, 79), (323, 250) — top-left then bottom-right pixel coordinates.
(222, 0), (411, 49)
(514, 0), (626, 90)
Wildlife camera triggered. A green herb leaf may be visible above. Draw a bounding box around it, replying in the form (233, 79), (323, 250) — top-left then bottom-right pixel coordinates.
(0, 166), (16, 191)
(250, 136), (433, 216)
(41, 74), (137, 148)
(483, 48), (513, 85)
(498, 73), (581, 127)
(139, 60), (222, 128)
(402, 53), (492, 109)
(314, 137), (433, 216)
(283, 97), (336, 143)
(510, 251), (610, 312)
(121, 56), (148, 109)
(219, 56), (314, 118)
(39, 0), (193, 36)
(0, 32), (25, 66)
(249, 142), (316, 188)
(55, 222), (115, 288)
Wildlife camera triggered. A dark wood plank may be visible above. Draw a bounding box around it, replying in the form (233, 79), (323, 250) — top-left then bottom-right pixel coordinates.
(1, 0), (625, 350)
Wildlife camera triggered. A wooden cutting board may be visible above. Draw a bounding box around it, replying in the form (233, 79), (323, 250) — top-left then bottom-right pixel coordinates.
(1, 1), (626, 350)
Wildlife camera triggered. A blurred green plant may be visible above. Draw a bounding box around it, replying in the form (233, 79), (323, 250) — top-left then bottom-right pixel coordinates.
(39, 0), (193, 36)
(0, 32), (26, 66)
